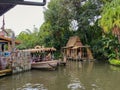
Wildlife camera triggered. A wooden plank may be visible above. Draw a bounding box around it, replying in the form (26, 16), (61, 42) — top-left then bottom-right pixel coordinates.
(0, 73), (6, 76)
(0, 69), (12, 74)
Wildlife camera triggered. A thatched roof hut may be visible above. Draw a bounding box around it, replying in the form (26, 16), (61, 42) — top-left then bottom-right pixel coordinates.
(62, 36), (94, 60)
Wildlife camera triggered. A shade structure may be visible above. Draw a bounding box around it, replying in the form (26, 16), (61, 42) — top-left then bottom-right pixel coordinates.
(23, 47), (56, 53)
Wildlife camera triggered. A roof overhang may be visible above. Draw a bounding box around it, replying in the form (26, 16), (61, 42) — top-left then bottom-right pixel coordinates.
(0, 36), (21, 45)
(0, 0), (46, 16)
(0, 0), (46, 6)
(0, 4), (15, 16)
(72, 46), (90, 49)
(62, 46), (73, 49)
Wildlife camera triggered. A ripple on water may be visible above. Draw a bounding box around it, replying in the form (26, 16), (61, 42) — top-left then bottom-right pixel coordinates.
(17, 83), (48, 90)
(67, 79), (85, 90)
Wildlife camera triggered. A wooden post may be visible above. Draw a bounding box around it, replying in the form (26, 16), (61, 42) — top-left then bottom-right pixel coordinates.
(86, 47), (94, 60)
(11, 32), (15, 52)
(8, 42), (11, 51)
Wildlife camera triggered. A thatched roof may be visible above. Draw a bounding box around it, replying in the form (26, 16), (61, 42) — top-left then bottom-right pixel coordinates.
(64, 36), (83, 48)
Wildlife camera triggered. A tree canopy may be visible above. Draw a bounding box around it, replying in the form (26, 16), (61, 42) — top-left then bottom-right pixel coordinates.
(16, 0), (120, 60)
(100, 0), (120, 33)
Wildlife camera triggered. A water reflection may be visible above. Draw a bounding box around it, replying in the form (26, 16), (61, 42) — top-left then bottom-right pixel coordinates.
(67, 78), (85, 90)
(0, 61), (120, 90)
(66, 61), (95, 90)
(17, 83), (48, 90)
(109, 65), (120, 71)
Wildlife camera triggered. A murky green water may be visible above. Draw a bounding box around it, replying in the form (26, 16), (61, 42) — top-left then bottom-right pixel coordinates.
(0, 61), (120, 90)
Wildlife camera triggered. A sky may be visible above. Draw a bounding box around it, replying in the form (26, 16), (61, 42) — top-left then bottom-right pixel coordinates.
(0, 0), (50, 35)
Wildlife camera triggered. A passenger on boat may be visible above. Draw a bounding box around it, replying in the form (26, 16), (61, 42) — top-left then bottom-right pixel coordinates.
(45, 53), (51, 61)
(52, 54), (54, 60)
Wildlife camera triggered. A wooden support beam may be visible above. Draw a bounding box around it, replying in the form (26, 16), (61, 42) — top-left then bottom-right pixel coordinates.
(0, 69), (12, 74)
(0, 40), (8, 43)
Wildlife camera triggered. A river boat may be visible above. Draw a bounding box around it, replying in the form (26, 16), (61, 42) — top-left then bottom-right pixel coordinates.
(32, 60), (58, 70)
(24, 46), (58, 70)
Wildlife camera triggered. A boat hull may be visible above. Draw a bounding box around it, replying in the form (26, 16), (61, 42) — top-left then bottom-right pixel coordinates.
(31, 60), (58, 70)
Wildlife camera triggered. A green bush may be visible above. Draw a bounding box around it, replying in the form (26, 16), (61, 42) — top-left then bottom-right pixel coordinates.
(109, 59), (120, 66)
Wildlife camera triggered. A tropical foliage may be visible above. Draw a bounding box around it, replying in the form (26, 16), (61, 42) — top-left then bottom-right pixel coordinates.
(16, 26), (40, 49)
(99, 0), (120, 33)
(109, 59), (120, 66)
(98, 0), (120, 61)
(16, 0), (120, 61)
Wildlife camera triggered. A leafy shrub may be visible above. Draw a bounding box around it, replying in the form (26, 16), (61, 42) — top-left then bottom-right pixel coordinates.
(109, 59), (120, 65)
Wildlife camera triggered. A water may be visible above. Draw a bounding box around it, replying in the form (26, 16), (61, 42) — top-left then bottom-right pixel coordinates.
(0, 61), (120, 90)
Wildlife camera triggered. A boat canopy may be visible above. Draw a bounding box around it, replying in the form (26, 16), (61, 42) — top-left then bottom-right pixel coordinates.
(23, 46), (56, 53)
